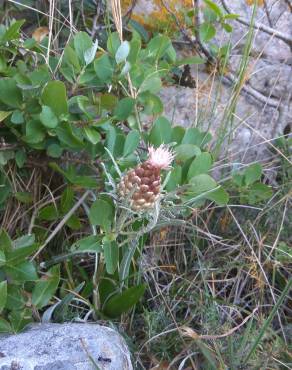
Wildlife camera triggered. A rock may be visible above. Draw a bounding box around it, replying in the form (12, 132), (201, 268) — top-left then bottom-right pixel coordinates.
(128, 0), (292, 161)
(0, 323), (133, 370)
(159, 71), (283, 162)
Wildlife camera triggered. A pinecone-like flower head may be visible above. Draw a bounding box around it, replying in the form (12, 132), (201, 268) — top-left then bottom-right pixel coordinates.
(118, 145), (174, 211)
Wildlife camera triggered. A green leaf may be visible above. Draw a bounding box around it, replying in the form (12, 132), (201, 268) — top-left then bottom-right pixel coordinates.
(63, 45), (81, 72)
(114, 97), (135, 120)
(38, 205), (59, 221)
(189, 174), (217, 194)
(71, 235), (102, 254)
(182, 128), (212, 147)
(40, 105), (59, 128)
(120, 61), (131, 76)
(105, 125), (117, 154)
(9, 308), (32, 333)
(1, 20), (25, 42)
(0, 150), (14, 165)
(103, 239), (119, 275)
(248, 183), (273, 203)
(166, 165), (182, 191)
(73, 31), (93, 64)
(5, 261), (38, 281)
(0, 250), (5, 267)
(128, 38), (141, 64)
(6, 245), (38, 265)
(244, 163), (262, 185)
(55, 122), (84, 149)
(49, 163), (97, 188)
(47, 143), (63, 158)
(0, 318), (11, 333)
(107, 32), (121, 55)
(0, 229), (12, 253)
(103, 284), (146, 318)
(32, 265), (60, 308)
(100, 93), (118, 111)
(123, 130), (140, 156)
(84, 127), (101, 144)
(232, 172), (244, 187)
(175, 144), (201, 161)
(187, 152), (212, 180)
(89, 199), (114, 230)
(0, 111), (12, 122)
(84, 39), (98, 65)
(166, 43), (176, 62)
(149, 116), (172, 146)
(66, 214), (82, 230)
(203, 7), (218, 23)
(128, 19), (149, 42)
(24, 119), (46, 144)
(206, 186), (229, 205)
(222, 22), (233, 33)
(11, 110), (24, 124)
(204, 0), (223, 17)
(115, 41), (130, 64)
(138, 91), (163, 115)
(13, 234), (35, 249)
(94, 53), (114, 83)
(0, 280), (7, 313)
(171, 126), (185, 144)
(199, 22), (216, 42)
(14, 191), (33, 204)
(145, 34), (171, 60)
(223, 13), (240, 20)
(15, 149), (26, 168)
(0, 78), (22, 108)
(139, 75), (162, 94)
(42, 81), (68, 117)
(176, 56), (205, 66)
(6, 285), (25, 310)
(60, 186), (74, 214)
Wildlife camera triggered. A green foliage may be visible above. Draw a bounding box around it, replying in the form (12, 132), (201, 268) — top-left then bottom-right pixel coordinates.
(231, 163), (273, 204)
(0, 231), (59, 332)
(103, 284), (146, 318)
(0, 18), (275, 337)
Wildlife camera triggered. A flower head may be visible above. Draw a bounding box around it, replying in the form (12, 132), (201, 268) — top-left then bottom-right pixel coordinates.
(147, 145), (175, 169)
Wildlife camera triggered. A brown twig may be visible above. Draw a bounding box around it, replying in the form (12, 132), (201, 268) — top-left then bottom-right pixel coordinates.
(161, 0), (282, 108)
(180, 307), (259, 340)
(160, 0), (205, 59)
(220, 0), (292, 48)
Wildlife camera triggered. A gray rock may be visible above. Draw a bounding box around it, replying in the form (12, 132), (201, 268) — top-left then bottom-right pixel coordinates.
(0, 323), (133, 370)
(133, 0), (292, 161)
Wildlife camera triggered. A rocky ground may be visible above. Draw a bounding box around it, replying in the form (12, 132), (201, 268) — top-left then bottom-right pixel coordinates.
(131, 0), (292, 162)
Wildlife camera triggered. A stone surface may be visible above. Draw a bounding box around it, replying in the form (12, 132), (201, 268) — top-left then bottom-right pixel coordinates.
(0, 323), (133, 370)
(128, 0), (292, 161)
(159, 69), (286, 162)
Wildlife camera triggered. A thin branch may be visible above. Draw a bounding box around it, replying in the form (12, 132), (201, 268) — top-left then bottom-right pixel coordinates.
(223, 73), (280, 108)
(220, 0), (292, 48)
(160, 0), (206, 59)
(192, 0), (216, 62)
(161, 0), (282, 108)
(31, 190), (90, 260)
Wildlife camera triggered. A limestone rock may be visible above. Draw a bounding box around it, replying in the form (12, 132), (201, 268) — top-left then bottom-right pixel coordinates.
(0, 323), (133, 370)
(128, 0), (292, 161)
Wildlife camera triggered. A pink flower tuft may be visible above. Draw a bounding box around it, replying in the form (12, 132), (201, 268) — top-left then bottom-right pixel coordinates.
(147, 145), (175, 169)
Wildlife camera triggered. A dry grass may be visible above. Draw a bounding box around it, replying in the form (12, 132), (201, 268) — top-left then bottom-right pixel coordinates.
(1, 1), (291, 369)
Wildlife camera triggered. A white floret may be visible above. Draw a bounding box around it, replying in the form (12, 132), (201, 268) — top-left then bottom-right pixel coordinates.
(148, 145), (175, 169)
